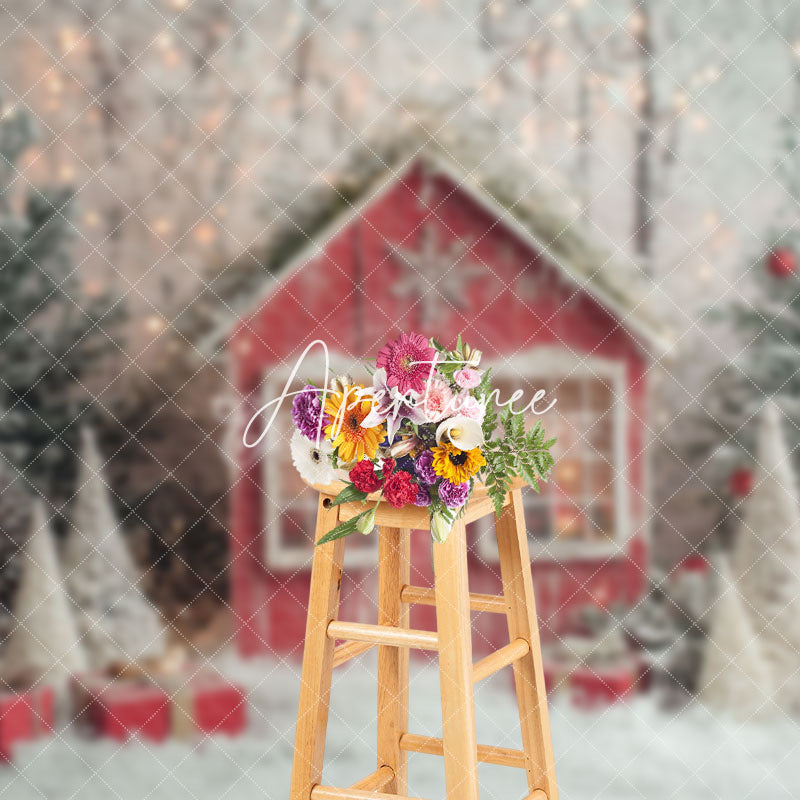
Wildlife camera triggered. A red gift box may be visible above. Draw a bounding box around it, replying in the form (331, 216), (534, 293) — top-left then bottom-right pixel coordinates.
(170, 676), (246, 738)
(569, 663), (636, 707)
(73, 674), (170, 742)
(0, 685), (54, 762)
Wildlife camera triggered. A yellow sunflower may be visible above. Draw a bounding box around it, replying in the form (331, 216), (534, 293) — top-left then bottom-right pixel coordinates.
(431, 442), (486, 484)
(324, 386), (384, 463)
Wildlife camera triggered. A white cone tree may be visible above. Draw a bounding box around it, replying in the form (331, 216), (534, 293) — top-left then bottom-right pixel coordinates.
(62, 427), (165, 670)
(731, 400), (800, 713)
(700, 556), (773, 717)
(1, 501), (87, 688)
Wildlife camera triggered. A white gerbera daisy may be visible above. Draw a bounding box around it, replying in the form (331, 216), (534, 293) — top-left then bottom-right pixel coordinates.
(290, 428), (336, 485)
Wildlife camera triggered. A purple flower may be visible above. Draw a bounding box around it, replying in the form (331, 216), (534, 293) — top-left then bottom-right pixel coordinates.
(413, 484), (432, 507)
(414, 450), (437, 485)
(438, 479), (470, 509)
(292, 385), (329, 441)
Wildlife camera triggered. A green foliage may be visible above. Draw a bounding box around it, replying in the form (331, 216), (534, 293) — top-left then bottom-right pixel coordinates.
(481, 407), (556, 516)
(430, 333), (476, 381)
(0, 107), (123, 500)
(706, 109), (800, 463)
(330, 484), (368, 506)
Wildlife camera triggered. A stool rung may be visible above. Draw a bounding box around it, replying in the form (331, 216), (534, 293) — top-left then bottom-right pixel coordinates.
(400, 585), (507, 615)
(332, 640), (375, 668)
(311, 786), (429, 800)
(350, 765), (393, 791)
(525, 792), (547, 800)
(399, 733), (527, 768)
(327, 620), (438, 651)
(472, 638), (530, 683)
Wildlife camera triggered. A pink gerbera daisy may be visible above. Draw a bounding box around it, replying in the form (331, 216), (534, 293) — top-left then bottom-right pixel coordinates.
(376, 332), (436, 395)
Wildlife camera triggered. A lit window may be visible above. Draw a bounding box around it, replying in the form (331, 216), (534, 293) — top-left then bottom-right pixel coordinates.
(473, 352), (628, 561)
(261, 358), (378, 571)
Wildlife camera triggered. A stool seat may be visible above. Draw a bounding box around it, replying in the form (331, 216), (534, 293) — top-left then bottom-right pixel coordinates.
(289, 482), (559, 800)
(306, 476), (527, 530)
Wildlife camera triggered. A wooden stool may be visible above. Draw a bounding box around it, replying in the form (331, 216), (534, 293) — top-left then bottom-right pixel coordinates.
(289, 479), (558, 800)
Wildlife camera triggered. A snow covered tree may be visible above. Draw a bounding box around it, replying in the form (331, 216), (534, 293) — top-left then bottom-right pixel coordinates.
(730, 402), (800, 713)
(0, 501), (86, 689)
(0, 103), (120, 502)
(700, 555), (773, 718)
(0, 455), (33, 643)
(62, 427), (165, 671)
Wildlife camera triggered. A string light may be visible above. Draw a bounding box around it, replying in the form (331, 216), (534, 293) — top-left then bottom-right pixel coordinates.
(201, 108), (224, 133)
(193, 222), (217, 245)
(549, 48), (566, 69)
(145, 315), (165, 335)
(84, 278), (102, 297)
(673, 90), (689, 110)
(521, 116), (537, 150)
(628, 82), (648, 106)
(58, 27), (79, 55)
(343, 29), (361, 49)
(483, 77), (503, 106)
(704, 211), (719, 229)
(627, 10), (646, 35)
(566, 118), (580, 139)
(22, 148), (41, 169)
(84, 210), (100, 227)
(58, 163), (75, 181)
(691, 113), (709, 132)
(153, 218), (173, 236)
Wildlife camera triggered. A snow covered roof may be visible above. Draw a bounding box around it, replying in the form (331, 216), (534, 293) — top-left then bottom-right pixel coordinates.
(179, 111), (672, 356)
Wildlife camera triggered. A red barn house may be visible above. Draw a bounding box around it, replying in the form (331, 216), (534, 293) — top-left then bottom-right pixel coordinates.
(199, 138), (669, 658)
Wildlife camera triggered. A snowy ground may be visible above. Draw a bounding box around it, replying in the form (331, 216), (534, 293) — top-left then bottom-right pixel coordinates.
(3, 653), (800, 800)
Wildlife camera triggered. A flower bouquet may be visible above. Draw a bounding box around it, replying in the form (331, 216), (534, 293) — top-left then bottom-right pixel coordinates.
(289, 332), (556, 544)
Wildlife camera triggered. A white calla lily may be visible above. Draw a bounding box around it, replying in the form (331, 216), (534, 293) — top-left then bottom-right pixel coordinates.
(435, 415), (484, 450)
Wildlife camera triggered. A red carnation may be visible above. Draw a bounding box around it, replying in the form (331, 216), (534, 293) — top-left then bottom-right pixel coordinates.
(380, 458), (396, 478)
(383, 470), (417, 509)
(349, 460), (383, 493)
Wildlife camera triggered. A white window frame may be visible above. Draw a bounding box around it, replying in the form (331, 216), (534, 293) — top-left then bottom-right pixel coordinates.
(473, 346), (629, 563)
(261, 353), (379, 571)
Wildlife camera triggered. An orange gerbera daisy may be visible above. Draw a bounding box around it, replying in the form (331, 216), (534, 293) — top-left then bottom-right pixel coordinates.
(324, 385), (384, 463)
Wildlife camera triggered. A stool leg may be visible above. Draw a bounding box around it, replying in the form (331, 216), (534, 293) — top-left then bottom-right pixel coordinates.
(290, 496), (346, 800)
(495, 489), (558, 800)
(433, 518), (480, 800)
(377, 526), (411, 794)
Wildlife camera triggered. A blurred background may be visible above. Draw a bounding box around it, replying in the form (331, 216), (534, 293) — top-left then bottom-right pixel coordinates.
(1, 0), (800, 798)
